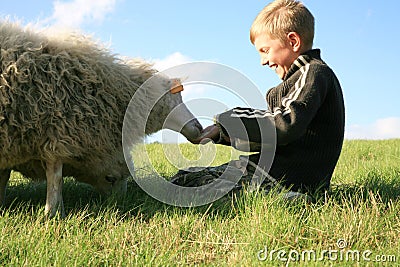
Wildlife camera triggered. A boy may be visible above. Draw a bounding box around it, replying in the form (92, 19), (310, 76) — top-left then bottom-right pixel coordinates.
(176, 0), (345, 196)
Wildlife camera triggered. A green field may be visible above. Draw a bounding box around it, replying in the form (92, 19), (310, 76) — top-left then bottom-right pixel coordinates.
(1, 140), (399, 266)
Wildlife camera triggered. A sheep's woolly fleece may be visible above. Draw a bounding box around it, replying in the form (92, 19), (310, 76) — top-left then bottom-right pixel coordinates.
(0, 21), (163, 170)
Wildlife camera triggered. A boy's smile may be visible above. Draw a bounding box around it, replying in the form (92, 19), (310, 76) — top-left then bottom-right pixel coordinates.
(254, 33), (300, 80)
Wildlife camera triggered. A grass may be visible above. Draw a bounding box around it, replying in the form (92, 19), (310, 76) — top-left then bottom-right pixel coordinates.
(1, 140), (399, 266)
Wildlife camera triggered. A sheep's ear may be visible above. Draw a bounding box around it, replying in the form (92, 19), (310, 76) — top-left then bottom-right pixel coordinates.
(170, 78), (184, 94)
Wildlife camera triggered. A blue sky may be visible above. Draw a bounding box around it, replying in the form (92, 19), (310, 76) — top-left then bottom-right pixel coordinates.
(2, 0), (400, 140)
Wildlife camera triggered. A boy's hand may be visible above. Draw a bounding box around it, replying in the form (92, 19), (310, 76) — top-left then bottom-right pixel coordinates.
(189, 125), (221, 144)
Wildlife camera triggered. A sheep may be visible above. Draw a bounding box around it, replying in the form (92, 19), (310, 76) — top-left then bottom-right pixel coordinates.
(0, 21), (202, 217)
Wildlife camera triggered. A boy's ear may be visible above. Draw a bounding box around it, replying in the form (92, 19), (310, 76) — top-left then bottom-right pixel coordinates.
(287, 32), (302, 53)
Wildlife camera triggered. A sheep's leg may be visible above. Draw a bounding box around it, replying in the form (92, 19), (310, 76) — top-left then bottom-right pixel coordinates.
(45, 160), (65, 218)
(0, 169), (11, 207)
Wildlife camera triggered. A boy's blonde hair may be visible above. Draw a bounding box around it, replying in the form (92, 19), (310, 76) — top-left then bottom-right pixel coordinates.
(250, 0), (314, 50)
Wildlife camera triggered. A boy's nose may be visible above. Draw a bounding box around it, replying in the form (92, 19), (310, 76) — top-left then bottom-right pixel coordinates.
(261, 56), (269, 66)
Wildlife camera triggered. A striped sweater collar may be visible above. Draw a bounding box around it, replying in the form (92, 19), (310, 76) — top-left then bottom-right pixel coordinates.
(283, 49), (321, 81)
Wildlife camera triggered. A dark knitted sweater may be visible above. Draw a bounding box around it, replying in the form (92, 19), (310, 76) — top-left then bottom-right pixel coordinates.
(215, 49), (345, 192)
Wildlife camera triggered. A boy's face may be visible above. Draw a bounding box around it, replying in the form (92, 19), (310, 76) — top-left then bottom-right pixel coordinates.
(254, 33), (300, 80)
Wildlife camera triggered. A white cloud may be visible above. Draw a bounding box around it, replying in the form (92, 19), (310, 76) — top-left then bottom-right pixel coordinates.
(152, 52), (192, 72)
(152, 52), (207, 99)
(346, 117), (400, 140)
(43, 0), (117, 29)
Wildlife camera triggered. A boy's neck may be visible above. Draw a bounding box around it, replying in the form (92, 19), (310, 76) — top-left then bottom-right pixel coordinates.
(299, 46), (313, 55)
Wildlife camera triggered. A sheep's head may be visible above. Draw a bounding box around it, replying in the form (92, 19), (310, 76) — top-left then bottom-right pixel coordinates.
(86, 168), (129, 196)
(144, 77), (203, 142)
(12, 159), (129, 196)
(64, 156), (130, 196)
